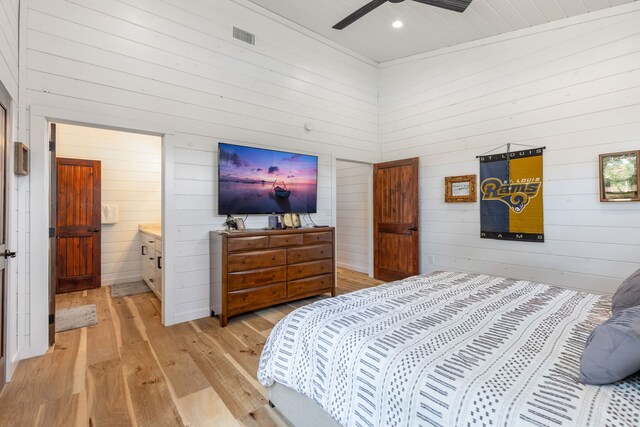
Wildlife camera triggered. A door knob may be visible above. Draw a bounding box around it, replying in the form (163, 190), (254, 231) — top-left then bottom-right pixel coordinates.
(409, 227), (418, 231)
(3, 250), (16, 258)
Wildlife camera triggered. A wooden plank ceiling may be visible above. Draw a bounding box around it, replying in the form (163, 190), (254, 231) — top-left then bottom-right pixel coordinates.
(246, 0), (637, 62)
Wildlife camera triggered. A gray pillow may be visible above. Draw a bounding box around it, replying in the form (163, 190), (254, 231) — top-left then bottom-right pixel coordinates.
(611, 268), (640, 314)
(579, 305), (640, 385)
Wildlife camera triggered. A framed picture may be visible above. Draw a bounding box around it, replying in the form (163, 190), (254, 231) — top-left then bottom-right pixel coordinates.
(599, 150), (640, 202)
(445, 175), (477, 203)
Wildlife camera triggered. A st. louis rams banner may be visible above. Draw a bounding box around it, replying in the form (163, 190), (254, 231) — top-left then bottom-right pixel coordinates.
(480, 148), (544, 242)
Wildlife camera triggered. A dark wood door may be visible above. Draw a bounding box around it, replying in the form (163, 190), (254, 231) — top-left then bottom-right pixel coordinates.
(373, 158), (420, 281)
(56, 157), (102, 294)
(0, 95), (8, 390)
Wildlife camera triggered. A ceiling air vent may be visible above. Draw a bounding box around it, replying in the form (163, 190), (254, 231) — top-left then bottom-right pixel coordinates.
(233, 27), (255, 46)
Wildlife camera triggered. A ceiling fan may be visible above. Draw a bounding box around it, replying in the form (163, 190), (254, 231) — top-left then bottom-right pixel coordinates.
(333, 0), (473, 30)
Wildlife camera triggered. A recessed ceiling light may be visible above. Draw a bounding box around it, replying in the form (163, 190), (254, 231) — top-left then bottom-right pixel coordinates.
(392, 20), (404, 29)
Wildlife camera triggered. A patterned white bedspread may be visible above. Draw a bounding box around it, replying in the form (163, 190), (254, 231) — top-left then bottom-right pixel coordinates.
(258, 271), (640, 427)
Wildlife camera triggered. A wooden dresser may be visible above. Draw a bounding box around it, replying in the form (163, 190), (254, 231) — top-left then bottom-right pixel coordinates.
(210, 227), (336, 326)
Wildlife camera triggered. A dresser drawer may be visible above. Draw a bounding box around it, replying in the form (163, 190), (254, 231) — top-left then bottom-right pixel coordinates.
(287, 259), (333, 281)
(227, 266), (287, 291)
(287, 274), (333, 298)
(227, 249), (286, 273)
(227, 236), (269, 252)
(287, 244), (332, 264)
(269, 234), (303, 248)
(228, 283), (287, 315)
(303, 231), (333, 244)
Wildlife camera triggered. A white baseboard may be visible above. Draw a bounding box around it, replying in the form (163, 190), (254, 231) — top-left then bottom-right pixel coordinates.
(337, 261), (368, 274)
(6, 354), (19, 382)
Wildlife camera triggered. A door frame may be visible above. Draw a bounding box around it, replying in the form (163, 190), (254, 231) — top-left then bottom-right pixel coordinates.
(25, 106), (175, 358)
(0, 83), (16, 382)
(331, 158), (374, 277)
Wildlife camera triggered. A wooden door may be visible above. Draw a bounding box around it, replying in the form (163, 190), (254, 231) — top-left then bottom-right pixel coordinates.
(55, 157), (102, 293)
(373, 158), (420, 281)
(0, 93), (9, 390)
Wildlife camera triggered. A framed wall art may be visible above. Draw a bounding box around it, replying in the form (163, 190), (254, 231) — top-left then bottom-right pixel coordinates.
(599, 150), (639, 202)
(444, 175), (477, 203)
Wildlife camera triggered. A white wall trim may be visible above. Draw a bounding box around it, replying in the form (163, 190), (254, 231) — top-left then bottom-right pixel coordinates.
(161, 134), (175, 326)
(367, 164), (374, 278)
(26, 105), (176, 358)
(24, 115), (48, 359)
(331, 155), (337, 228)
(15, 0), (28, 373)
(0, 82), (18, 381)
(331, 155), (337, 287)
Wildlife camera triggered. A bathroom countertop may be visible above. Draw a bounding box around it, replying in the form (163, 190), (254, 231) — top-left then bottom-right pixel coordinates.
(138, 223), (162, 239)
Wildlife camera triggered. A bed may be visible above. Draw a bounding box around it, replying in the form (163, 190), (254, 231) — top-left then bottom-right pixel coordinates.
(258, 271), (640, 427)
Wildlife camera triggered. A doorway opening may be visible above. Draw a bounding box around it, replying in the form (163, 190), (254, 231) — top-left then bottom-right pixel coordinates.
(51, 123), (163, 339)
(335, 159), (373, 281)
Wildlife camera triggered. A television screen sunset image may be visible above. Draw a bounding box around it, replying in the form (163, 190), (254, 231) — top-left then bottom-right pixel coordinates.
(218, 143), (318, 214)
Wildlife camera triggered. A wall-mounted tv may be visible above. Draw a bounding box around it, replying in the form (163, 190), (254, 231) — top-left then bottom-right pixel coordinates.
(218, 143), (318, 215)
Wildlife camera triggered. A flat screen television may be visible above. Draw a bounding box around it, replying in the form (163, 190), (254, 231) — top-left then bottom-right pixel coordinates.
(218, 143), (318, 215)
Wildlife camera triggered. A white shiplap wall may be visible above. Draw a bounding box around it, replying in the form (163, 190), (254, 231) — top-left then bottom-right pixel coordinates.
(336, 160), (371, 274)
(379, 3), (640, 294)
(19, 0), (379, 354)
(0, 0), (19, 99)
(55, 123), (162, 286)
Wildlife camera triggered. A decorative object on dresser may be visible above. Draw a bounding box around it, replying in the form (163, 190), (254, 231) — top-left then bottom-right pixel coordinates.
(281, 212), (301, 228)
(268, 215), (281, 229)
(599, 150), (639, 202)
(210, 227), (336, 326)
(139, 226), (162, 300)
(444, 174), (476, 203)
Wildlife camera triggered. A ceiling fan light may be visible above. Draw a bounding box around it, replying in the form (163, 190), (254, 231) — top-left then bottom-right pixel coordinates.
(392, 20), (404, 28)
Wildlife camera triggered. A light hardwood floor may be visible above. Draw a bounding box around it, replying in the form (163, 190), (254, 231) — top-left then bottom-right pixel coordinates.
(0, 268), (382, 427)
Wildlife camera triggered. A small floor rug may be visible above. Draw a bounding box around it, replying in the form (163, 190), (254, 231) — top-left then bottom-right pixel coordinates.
(55, 304), (97, 333)
(111, 281), (152, 298)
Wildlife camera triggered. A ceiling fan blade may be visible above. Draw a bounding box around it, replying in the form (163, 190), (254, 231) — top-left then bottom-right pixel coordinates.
(333, 0), (389, 30)
(411, 0), (472, 13)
